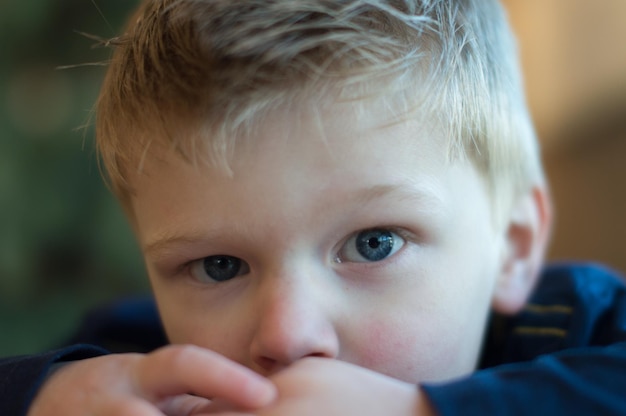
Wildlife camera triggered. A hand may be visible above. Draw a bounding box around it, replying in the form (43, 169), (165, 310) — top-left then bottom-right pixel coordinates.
(27, 345), (276, 416)
(211, 357), (436, 416)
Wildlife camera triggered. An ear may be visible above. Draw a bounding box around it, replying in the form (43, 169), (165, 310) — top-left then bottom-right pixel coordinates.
(492, 184), (553, 315)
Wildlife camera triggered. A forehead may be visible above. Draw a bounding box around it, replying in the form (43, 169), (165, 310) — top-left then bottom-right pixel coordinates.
(133, 96), (445, 195)
(129, 98), (493, 248)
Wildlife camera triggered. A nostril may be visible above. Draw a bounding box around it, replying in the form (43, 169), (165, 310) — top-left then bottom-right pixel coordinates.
(254, 356), (283, 374)
(254, 352), (328, 375)
(307, 352), (329, 359)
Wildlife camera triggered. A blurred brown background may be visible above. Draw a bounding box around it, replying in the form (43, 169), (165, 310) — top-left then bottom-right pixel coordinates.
(504, 0), (626, 273)
(1, 1), (625, 356)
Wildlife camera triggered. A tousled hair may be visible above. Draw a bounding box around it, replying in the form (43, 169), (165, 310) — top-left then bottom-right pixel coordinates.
(96, 0), (543, 221)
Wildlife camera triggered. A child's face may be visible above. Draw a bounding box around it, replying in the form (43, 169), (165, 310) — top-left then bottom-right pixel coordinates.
(131, 99), (511, 384)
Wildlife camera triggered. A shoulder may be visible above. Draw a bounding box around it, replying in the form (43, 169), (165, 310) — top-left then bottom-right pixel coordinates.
(483, 262), (626, 366)
(534, 262), (626, 305)
(529, 262), (626, 343)
(531, 262), (626, 346)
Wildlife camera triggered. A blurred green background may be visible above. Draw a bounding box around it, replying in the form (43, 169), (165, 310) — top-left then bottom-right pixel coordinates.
(0, 1), (146, 356)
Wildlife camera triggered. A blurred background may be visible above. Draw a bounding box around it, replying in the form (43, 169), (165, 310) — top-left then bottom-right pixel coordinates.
(0, 0), (148, 356)
(1, 1), (625, 356)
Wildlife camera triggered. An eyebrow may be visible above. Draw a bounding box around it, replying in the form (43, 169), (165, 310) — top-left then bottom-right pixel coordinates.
(143, 182), (445, 258)
(351, 183), (445, 208)
(144, 228), (237, 260)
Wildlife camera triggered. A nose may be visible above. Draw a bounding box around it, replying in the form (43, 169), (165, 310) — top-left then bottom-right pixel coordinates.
(249, 273), (340, 374)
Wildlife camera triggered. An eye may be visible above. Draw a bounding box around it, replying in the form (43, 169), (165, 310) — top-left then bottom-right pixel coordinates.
(338, 228), (405, 263)
(190, 255), (250, 283)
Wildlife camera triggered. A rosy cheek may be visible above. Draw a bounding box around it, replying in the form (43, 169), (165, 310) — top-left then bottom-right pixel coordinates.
(351, 317), (469, 383)
(353, 319), (422, 381)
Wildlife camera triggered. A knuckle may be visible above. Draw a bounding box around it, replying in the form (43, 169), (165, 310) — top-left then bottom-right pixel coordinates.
(157, 344), (201, 369)
(104, 398), (154, 416)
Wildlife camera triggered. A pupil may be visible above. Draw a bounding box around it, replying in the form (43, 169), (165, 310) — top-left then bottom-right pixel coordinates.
(368, 237), (381, 249)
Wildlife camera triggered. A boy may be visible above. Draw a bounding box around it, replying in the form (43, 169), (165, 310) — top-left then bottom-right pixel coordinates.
(2, 0), (626, 414)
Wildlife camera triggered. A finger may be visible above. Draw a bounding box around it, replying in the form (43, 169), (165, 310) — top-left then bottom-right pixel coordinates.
(96, 397), (165, 416)
(194, 397), (242, 413)
(194, 412), (255, 416)
(133, 345), (276, 408)
(158, 394), (212, 415)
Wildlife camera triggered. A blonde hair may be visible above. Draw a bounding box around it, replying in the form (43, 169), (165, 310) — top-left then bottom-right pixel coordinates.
(96, 0), (543, 218)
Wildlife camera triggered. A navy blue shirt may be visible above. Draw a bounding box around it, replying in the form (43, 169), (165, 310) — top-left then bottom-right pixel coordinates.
(2, 263), (625, 415)
(424, 263), (626, 414)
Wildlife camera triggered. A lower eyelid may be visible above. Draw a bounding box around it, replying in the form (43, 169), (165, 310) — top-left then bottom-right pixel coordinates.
(337, 245), (413, 278)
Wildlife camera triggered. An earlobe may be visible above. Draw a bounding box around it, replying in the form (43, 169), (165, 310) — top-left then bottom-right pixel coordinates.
(492, 185), (553, 315)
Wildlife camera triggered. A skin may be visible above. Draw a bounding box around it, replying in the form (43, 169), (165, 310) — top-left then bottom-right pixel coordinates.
(135, 99), (505, 382)
(29, 98), (550, 415)
(28, 345), (276, 416)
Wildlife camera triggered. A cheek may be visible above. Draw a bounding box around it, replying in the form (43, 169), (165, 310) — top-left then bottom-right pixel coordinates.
(349, 317), (436, 383)
(356, 320), (416, 371)
(348, 303), (489, 384)
(157, 296), (253, 363)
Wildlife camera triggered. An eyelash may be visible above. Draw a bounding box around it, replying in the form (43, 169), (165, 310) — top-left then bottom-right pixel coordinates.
(181, 226), (413, 284)
(334, 227), (408, 264)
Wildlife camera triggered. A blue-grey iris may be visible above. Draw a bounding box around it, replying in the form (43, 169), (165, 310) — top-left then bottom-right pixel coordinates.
(355, 229), (394, 261)
(203, 255), (242, 282)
